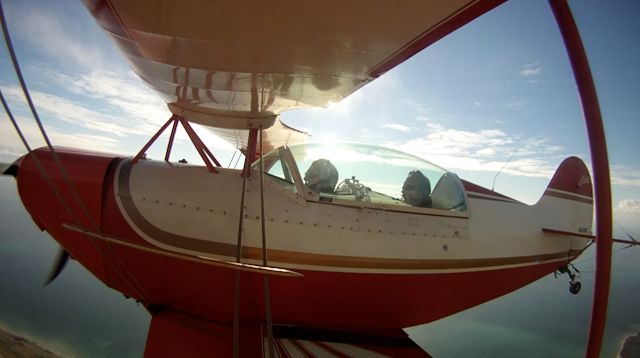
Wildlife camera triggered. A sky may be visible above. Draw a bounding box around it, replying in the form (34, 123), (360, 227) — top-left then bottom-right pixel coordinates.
(0, 0), (639, 234)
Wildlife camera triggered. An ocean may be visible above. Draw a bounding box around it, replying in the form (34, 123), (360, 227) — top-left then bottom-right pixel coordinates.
(0, 176), (638, 357)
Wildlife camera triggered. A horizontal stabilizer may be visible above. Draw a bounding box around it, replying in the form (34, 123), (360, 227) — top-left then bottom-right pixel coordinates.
(543, 228), (639, 246)
(542, 228), (595, 240)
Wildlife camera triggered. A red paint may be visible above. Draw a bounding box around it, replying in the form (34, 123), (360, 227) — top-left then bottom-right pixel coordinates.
(164, 119), (179, 161)
(133, 116), (175, 164)
(15, 148), (582, 358)
(177, 116), (221, 171)
(145, 310), (262, 357)
(133, 115), (220, 172)
(549, 1), (613, 356)
(16, 147), (120, 281)
(547, 156), (593, 197)
(462, 179), (518, 201)
(16, 148), (570, 331)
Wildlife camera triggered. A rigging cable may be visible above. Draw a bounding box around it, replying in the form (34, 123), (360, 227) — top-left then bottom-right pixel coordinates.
(228, 150), (238, 168)
(0, 0), (152, 304)
(0, 91), (152, 303)
(0, 1), (98, 231)
(1, 91), (83, 228)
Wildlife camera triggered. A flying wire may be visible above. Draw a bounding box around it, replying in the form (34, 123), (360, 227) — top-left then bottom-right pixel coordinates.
(0, 1), (153, 303)
(0, 1), (99, 231)
(573, 220), (637, 267)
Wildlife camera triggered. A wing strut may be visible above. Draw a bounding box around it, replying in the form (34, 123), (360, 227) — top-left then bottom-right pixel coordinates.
(132, 114), (221, 173)
(549, 1), (612, 356)
(232, 127), (276, 357)
(232, 128), (257, 358)
(259, 127), (276, 358)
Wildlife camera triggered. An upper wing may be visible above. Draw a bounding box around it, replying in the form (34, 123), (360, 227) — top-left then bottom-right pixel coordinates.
(83, 0), (505, 130)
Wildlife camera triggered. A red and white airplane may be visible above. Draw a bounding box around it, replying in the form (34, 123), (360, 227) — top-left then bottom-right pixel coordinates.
(1, 0), (633, 356)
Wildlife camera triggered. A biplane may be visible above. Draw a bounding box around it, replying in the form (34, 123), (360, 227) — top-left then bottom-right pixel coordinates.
(1, 0), (634, 356)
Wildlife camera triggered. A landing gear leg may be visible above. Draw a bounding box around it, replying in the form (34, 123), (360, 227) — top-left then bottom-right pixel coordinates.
(556, 264), (582, 295)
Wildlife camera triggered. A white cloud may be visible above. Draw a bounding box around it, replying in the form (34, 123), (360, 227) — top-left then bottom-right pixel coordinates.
(0, 114), (122, 156)
(67, 70), (170, 131)
(519, 63), (542, 77)
(1, 85), (142, 137)
(611, 166), (640, 187)
(383, 123), (410, 132)
(615, 199), (640, 214)
(520, 67), (541, 77)
(9, 3), (108, 71)
(1, 67), (235, 157)
(395, 123), (562, 178)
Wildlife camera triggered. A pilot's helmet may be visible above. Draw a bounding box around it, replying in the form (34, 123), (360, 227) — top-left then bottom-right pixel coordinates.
(304, 159), (338, 193)
(402, 170), (431, 206)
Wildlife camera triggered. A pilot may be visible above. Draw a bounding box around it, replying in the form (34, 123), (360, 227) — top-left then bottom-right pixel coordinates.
(402, 170), (432, 207)
(304, 159), (338, 193)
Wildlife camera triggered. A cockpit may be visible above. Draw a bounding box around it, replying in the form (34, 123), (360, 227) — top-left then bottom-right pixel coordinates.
(253, 143), (467, 214)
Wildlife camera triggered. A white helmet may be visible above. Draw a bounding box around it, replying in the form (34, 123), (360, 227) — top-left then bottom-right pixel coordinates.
(304, 159), (338, 193)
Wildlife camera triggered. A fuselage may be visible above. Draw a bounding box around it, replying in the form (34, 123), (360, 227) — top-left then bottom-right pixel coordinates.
(14, 146), (591, 332)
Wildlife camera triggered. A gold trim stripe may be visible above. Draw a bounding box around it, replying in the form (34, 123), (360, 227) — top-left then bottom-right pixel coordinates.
(116, 161), (579, 272)
(245, 247), (579, 270)
(65, 221), (579, 272)
(544, 189), (592, 204)
(62, 223), (303, 277)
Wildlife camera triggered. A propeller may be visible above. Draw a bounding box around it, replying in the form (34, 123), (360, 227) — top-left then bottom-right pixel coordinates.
(1, 162), (18, 176)
(44, 248), (70, 286)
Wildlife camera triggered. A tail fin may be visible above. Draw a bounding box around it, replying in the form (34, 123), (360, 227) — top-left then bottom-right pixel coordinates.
(544, 156), (593, 200)
(537, 157), (593, 237)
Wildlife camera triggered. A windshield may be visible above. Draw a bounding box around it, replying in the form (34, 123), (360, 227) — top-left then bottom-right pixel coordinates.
(260, 143), (467, 212)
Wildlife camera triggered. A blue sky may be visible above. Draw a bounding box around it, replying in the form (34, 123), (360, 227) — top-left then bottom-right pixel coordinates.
(1, 0), (639, 232)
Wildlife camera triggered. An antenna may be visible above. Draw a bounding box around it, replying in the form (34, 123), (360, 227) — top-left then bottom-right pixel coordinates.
(491, 152), (516, 191)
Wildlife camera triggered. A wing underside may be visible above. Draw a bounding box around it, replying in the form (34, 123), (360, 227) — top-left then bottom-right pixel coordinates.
(83, 0), (505, 129)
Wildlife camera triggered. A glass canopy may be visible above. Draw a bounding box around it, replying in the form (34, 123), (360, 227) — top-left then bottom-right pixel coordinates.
(254, 143), (467, 212)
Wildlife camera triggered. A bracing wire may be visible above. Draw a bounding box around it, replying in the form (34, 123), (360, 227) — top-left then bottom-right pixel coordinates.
(1, 91), (83, 226)
(615, 219), (638, 246)
(0, 1), (99, 231)
(573, 221), (638, 267)
(0, 1), (152, 303)
(1, 93), (152, 302)
(233, 151), (243, 169)
(228, 150), (237, 168)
